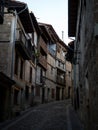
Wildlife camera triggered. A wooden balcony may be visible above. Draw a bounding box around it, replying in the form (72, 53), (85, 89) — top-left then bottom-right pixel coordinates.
(37, 55), (47, 69)
(56, 75), (65, 86)
(15, 31), (32, 60)
(39, 37), (47, 54)
(56, 61), (65, 72)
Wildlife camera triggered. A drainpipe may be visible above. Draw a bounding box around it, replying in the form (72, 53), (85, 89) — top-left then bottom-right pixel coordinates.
(10, 11), (17, 79)
(73, 61), (77, 110)
(10, 11), (17, 118)
(10, 5), (28, 79)
(73, 41), (77, 110)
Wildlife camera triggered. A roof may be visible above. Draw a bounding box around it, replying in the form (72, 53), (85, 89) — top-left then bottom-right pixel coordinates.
(6, 0), (34, 33)
(39, 23), (60, 43)
(59, 39), (68, 49)
(68, 0), (79, 37)
(30, 12), (40, 35)
(39, 23), (68, 49)
(39, 24), (51, 41)
(66, 41), (74, 63)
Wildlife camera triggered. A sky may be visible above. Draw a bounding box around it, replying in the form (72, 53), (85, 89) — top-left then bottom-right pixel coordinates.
(19, 0), (71, 44)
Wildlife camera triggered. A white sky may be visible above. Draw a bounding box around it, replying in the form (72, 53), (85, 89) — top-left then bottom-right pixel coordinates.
(19, 0), (71, 44)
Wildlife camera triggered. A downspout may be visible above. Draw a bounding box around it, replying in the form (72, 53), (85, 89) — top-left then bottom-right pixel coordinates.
(10, 5), (28, 79)
(10, 11), (17, 79)
(10, 11), (17, 118)
(73, 40), (77, 110)
(34, 34), (40, 102)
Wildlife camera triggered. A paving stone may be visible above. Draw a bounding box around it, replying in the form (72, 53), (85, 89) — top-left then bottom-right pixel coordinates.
(0, 100), (84, 130)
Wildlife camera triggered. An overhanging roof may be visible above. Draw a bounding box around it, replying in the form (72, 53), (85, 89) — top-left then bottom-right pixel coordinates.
(39, 24), (51, 42)
(66, 41), (74, 63)
(68, 0), (79, 37)
(17, 7), (34, 33)
(30, 12), (40, 35)
(39, 23), (60, 43)
(6, 1), (34, 33)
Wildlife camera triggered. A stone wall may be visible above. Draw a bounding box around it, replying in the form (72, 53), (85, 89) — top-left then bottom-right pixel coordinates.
(0, 14), (13, 77)
(75, 0), (98, 130)
(0, 43), (12, 77)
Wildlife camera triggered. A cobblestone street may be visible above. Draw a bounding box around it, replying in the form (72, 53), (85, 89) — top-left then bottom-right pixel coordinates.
(0, 100), (84, 130)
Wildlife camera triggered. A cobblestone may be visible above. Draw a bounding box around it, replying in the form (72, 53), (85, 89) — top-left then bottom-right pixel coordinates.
(0, 100), (84, 130)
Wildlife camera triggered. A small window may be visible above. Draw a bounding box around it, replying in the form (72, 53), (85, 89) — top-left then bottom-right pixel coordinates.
(51, 67), (53, 74)
(29, 67), (32, 83)
(36, 86), (40, 96)
(68, 71), (71, 77)
(25, 86), (29, 100)
(63, 63), (64, 69)
(14, 52), (19, 75)
(58, 61), (60, 67)
(51, 88), (55, 98)
(20, 59), (24, 79)
(14, 89), (19, 105)
(62, 50), (65, 57)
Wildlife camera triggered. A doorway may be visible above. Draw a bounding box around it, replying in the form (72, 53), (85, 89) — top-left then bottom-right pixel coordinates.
(56, 87), (60, 100)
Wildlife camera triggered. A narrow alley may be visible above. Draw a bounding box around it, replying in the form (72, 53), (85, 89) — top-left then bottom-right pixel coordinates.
(0, 100), (84, 130)
(1, 1), (98, 130)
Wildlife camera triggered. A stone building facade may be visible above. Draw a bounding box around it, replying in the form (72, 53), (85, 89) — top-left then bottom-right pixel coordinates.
(39, 23), (68, 102)
(68, 0), (98, 130)
(0, 2), (36, 120)
(56, 40), (67, 100)
(65, 61), (72, 99)
(0, 0), (73, 122)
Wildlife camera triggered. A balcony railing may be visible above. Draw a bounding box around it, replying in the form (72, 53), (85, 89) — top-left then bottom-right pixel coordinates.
(40, 40), (47, 54)
(15, 30), (32, 60)
(56, 75), (65, 85)
(37, 55), (47, 69)
(56, 61), (65, 72)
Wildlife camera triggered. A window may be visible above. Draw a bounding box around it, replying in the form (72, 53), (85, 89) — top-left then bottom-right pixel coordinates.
(29, 67), (32, 83)
(61, 63), (63, 68)
(40, 69), (43, 83)
(58, 61), (60, 67)
(62, 50), (65, 57)
(68, 87), (71, 98)
(14, 89), (19, 105)
(14, 52), (19, 75)
(63, 63), (64, 69)
(19, 30), (22, 40)
(34, 32), (37, 46)
(47, 88), (50, 97)
(51, 88), (55, 98)
(36, 86), (40, 96)
(68, 71), (71, 77)
(51, 66), (53, 74)
(32, 46), (35, 63)
(20, 59), (24, 79)
(25, 86), (29, 100)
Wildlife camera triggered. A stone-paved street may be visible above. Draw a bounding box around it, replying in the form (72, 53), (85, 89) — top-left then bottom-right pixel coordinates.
(0, 100), (84, 130)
